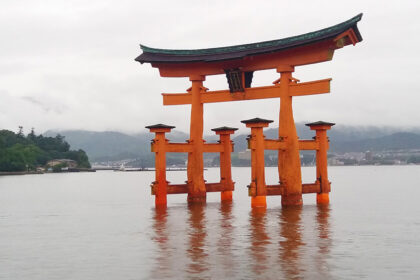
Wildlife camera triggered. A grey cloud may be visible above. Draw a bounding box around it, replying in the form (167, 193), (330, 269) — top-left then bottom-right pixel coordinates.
(21, 96), (67, 114)
(0, 0), (419, 134)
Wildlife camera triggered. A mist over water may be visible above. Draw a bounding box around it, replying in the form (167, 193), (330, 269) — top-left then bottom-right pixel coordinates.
(1, 166), (420, 279)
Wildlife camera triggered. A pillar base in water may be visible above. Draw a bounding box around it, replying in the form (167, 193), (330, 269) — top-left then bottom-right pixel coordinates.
(251, 196), (267, 208)
(281, 194), (303, 207)
(316, 193), (330, 204)
(221, 191), (233, 201)
(187, 194), (207, 204)
(155, 196), (167, 207)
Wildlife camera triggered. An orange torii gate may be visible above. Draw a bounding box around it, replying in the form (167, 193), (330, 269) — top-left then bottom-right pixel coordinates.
(136, 14), (363, 207)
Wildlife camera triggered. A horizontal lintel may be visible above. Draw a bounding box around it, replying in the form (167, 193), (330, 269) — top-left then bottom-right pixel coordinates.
(203, 143), (224, 153)
(162, 78), (331, 106)
(264, 139), (286, 150)
(165, 143), (193, 153)
(166, 182), (233, 194)
(205, 182), (234, 192)
(266, 184), (284, 196)
(289, 78), (331, 96)
(302, 182), (321, 194)
(298, 140), (319, 150)
(250, 139), (318, 150)
(153, 142), (230, 153)
(264, 182), (320, 196)
(162, 92), (192, 106)
(167, 184), (189, 194)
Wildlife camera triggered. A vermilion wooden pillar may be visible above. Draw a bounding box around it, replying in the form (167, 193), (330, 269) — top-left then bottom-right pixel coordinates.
(277, 66), (303, 207)
(188, 75), (206, 203)
(241, 118), (273, 208)
(306, 121), (335, 204)
(146, 124), (175, 207)
(211, 126), (238, 201)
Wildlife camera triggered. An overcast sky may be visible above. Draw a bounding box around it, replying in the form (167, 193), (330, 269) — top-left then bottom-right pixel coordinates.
(1, 0), (419, 135)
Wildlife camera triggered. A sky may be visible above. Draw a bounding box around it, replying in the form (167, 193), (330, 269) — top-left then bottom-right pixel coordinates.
(1, 0), (419, 135)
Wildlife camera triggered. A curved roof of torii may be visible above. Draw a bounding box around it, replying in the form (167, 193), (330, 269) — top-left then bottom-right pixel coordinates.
(135, 14), (363, 64)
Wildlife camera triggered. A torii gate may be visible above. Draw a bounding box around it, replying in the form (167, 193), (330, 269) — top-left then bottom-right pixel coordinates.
(136, 14), (363, 207)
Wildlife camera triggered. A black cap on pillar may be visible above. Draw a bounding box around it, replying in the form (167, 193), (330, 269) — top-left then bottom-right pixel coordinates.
(145, 124), (175, 133)
(145, 124), (176, 129)
(211, 126), (238, 132)
(240, 117), (273, 124)
(305, 121), (335, 130)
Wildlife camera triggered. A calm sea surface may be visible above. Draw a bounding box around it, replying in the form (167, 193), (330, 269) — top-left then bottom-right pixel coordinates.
(1, 166), (420, 279)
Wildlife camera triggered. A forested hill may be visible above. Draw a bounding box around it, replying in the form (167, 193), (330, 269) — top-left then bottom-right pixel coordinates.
(44, 129), (190, 162)
(45, 125), (420, 163)
(0, 129), (91, 172)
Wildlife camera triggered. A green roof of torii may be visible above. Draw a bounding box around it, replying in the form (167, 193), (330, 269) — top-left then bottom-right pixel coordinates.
(136, 14), (363, 64)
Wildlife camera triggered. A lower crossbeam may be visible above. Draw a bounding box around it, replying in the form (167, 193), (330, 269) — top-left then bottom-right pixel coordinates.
(263, 182), (321, 196)
(163, 182), (235, 194)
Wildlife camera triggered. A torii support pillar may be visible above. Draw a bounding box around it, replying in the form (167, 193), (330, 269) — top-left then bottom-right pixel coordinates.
(146, 124), (175, 207)
(306, 121), (335, 204)
(241, 118), (273, 208)
(211, 126), (238, 202)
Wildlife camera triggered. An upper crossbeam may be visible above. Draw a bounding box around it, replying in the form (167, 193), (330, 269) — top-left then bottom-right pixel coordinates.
(162, 78), (331, 106)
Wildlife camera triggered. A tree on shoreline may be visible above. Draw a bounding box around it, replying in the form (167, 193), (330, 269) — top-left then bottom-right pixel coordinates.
(0, 128), (91, 172)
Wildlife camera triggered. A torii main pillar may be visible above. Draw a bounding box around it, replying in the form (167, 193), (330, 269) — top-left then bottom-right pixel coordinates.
(187, 75), (206, 203)
(277, 66), (303, 206)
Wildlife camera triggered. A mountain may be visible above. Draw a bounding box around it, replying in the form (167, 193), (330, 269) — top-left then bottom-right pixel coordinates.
(44, 130), (150, 161)
(43, 129), (193, 162)
(44, 125), (420, 163)
(331, 132), (420, 153)
(232, 123), (414, 152)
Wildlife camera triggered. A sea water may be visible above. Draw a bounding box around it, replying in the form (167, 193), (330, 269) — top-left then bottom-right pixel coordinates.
(1, 166), (420, 279)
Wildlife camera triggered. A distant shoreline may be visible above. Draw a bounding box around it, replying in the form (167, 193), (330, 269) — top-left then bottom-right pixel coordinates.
(2, 164), (418, 176)
(0, 168), (96, 176)
(0, 171), (44, 176)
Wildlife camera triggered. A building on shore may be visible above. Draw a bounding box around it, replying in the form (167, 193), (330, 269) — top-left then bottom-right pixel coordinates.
(46, 159), (78, 168)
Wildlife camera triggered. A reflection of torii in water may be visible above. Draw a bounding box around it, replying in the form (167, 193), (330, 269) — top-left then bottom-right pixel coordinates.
(137, 14), (363, 208)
